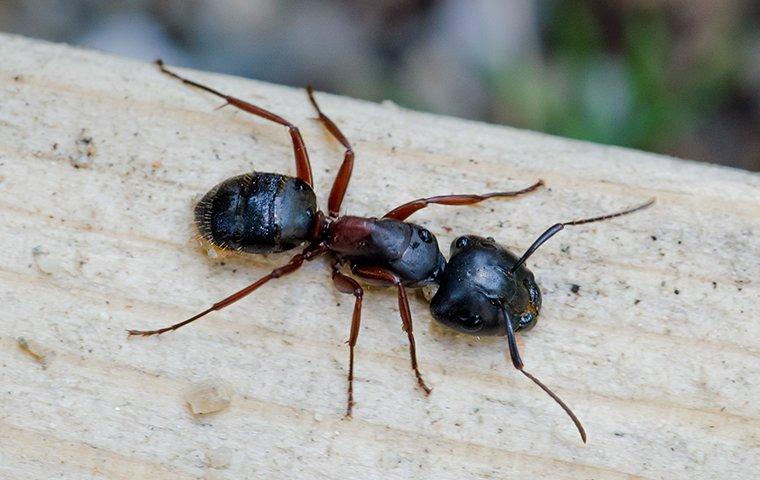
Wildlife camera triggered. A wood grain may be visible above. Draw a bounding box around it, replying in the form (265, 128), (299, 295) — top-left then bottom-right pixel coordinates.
(0, 33), (757, 480)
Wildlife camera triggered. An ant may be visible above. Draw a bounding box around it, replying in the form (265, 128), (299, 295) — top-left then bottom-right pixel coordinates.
(128, 60), (543, 417)
(430, 199), (655, 443)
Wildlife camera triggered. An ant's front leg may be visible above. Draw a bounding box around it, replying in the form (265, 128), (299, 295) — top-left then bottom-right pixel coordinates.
(351, 265), (432, 395)
(383, 180), (543, 221)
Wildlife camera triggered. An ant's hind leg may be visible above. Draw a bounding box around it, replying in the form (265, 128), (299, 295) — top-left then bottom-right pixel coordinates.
(156, 60), (313, 186)
(330, 263), (364, 417)
(383, 180), (544, 221)
(127, 243), (327, 336)
(306, 87), (355, 217)
(351, 265), (432, 395)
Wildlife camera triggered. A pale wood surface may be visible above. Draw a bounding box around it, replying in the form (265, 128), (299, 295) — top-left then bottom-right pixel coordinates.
(0, 33), (758, 480)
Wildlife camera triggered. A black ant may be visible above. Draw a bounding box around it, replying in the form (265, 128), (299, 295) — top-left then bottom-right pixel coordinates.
(430, 199), (655, 443)
(128, 61), (543, 417)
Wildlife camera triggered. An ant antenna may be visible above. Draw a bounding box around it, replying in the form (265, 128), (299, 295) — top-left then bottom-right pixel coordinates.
(500, 309), (587, 443)
(510, 198), (655, 274)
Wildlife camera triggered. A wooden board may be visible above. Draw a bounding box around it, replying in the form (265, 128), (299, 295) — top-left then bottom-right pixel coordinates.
(0, 33), (758, 479)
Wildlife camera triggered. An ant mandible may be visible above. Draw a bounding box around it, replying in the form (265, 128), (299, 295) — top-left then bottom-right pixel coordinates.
(128, 60), (543, 418)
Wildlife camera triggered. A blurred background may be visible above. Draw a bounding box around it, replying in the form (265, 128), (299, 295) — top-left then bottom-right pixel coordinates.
(1, 0), (757, 171)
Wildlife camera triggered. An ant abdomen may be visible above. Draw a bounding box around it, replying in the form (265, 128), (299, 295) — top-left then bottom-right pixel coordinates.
(195, 172), (317, 253)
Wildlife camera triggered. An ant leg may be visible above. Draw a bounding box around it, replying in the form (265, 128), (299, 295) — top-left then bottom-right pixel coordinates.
(128, 243), (327, 336)
(383, 180), (544, 221)
(307, 87), (354, 217)
(351, 265), (432, 395)
(331, 262), (364, 417)
(156, 60), (313, 186)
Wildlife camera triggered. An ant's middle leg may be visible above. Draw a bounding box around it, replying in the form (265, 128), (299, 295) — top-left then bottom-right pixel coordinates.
(383, 180), (544, 221)
(127, 243), (327, 337)
(156, 60), (313, 186)
(351, 265), (432, 395)
(306, 87), (355, 217)
(330, 261), (364, 417)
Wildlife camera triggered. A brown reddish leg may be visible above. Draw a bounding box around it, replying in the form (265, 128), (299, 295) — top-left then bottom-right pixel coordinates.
(330, 262), (364, 417)
(306, 86), (355, 217)
(128, 243), (327, 336)
(383, 180), (544, 221)
(156, 60), (313, 186)
(351, 265), (432, 395)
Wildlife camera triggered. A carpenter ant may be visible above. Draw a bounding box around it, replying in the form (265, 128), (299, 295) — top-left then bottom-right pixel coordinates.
(430, 199), (655, 442)
(128, 60), (543, 417)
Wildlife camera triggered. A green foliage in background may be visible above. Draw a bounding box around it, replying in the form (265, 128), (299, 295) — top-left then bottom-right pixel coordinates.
(491, 2), (742, 154)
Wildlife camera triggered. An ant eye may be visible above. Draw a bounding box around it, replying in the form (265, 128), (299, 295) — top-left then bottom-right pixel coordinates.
(455, 237), (469, 249)
(518, 313), (537, 330)
(486, 236), (495, 242)
(457, 313), (482, 328)
(418, 228), (433, 243)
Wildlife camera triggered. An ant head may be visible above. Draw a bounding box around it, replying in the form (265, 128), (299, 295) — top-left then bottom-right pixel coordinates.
(195, 173), (318, 253)
(430, 235), (541, 335)
(428, 197), (654, 444)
